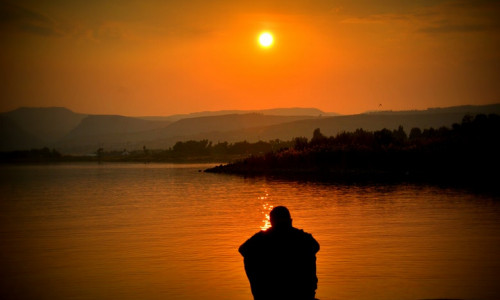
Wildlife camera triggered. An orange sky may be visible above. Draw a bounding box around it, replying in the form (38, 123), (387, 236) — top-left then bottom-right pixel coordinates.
(1, 0), (499, 116)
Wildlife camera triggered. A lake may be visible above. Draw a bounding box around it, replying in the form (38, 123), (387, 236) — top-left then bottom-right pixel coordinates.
(1, 163), (499, 300)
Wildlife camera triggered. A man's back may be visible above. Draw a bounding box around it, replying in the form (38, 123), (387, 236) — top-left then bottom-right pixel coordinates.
(239, 206), (319, 300)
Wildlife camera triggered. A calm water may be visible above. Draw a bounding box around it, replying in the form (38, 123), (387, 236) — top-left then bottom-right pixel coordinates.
(1, 163), (499, 300)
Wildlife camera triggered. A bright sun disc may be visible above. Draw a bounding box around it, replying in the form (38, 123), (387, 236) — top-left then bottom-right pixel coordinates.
(259, 32), (274, 47)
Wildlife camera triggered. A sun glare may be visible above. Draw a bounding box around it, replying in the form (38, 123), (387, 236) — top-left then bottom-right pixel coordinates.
(258, 32), (274, 48)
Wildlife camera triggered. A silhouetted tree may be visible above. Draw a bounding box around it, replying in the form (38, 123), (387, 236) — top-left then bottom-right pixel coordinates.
(211, 142), (229, 155)
(311, 128), (326, 145)
(229, 141), (251, 155)
(392, 126), (407, 145)
(374, 128), (393, 147)
(172, 140), (210, 155)
(409, 127), (422, 140)
(293, 137), (309, 151)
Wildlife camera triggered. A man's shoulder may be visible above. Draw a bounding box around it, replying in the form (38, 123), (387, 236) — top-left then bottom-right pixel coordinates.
(239, 230), (269, 256)
(291, 227), (320, 251)
(291, 227), (314, 237)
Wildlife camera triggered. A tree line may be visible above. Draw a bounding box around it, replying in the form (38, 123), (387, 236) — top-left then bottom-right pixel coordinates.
(206, 114), (500, 187)
(0, 147), (62, 163)
(2, 114), (498, 176)
(0, 139), (293, 163)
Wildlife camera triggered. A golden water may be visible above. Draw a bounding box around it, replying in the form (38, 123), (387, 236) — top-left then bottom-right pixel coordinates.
(1, 164), (499, 300)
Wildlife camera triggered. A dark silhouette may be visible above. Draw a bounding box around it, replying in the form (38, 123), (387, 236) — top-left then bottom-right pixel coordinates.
(239, 206), (320, 300)
(206, 114), (500, 189)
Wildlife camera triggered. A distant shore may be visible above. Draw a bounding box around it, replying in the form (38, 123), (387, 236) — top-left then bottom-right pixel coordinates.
(0, 152), (234, 165)
(2, 113), (498, 192)
(205, 163), (497, 192)
(205, 114), (500, 190)
(0, 139), (278, 164)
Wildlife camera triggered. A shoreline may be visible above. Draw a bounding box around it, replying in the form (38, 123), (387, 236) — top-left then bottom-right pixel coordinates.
(204, 163), (499, 195)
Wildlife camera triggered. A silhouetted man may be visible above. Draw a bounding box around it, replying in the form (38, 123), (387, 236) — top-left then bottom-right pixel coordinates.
(239, 206), (320, 300)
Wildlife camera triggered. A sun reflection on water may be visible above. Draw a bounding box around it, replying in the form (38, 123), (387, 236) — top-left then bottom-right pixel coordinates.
(259, 193), (273, 231)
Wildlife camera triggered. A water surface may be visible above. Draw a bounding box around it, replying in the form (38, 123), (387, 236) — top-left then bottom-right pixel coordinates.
(1, 163), (499, 300)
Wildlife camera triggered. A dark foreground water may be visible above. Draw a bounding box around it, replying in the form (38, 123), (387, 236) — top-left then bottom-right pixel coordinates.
(1, 163), (499, 300)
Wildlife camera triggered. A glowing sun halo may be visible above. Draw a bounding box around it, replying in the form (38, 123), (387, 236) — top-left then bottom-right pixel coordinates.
(258, 32), (274, 48)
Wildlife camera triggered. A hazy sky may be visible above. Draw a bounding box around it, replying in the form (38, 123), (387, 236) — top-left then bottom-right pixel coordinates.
(1, 0), (499, 116)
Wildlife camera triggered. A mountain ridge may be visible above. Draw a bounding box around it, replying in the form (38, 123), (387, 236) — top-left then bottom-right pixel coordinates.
(2, 107), (87, 144)
(1, 104), (499, 153)
(138, 107), (334, 122)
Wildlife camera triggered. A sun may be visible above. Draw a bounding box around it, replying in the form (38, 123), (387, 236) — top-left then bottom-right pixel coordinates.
(258, 32), (274, 48)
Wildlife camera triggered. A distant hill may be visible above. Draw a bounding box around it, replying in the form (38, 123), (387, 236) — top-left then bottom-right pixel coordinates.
(216, 111), (478, 143)
(288, 107), (500, 139)
(110, 104), (500, 153)
(63, 115), (171, 138)
(142, 104), (500, 149)
(2, 107), (86, 144)
(1, 104), (498, 154)
(140, 107), (335, 122)
(157, 113), (317, 137)
(365, 103), (500, 115)
(55, 113), (316, 153)
(0, 115), (44, 151)
(56, 115), (171, 153)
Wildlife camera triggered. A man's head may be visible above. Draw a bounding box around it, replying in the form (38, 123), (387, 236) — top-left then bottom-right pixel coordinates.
(270, 206), (292, 228)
